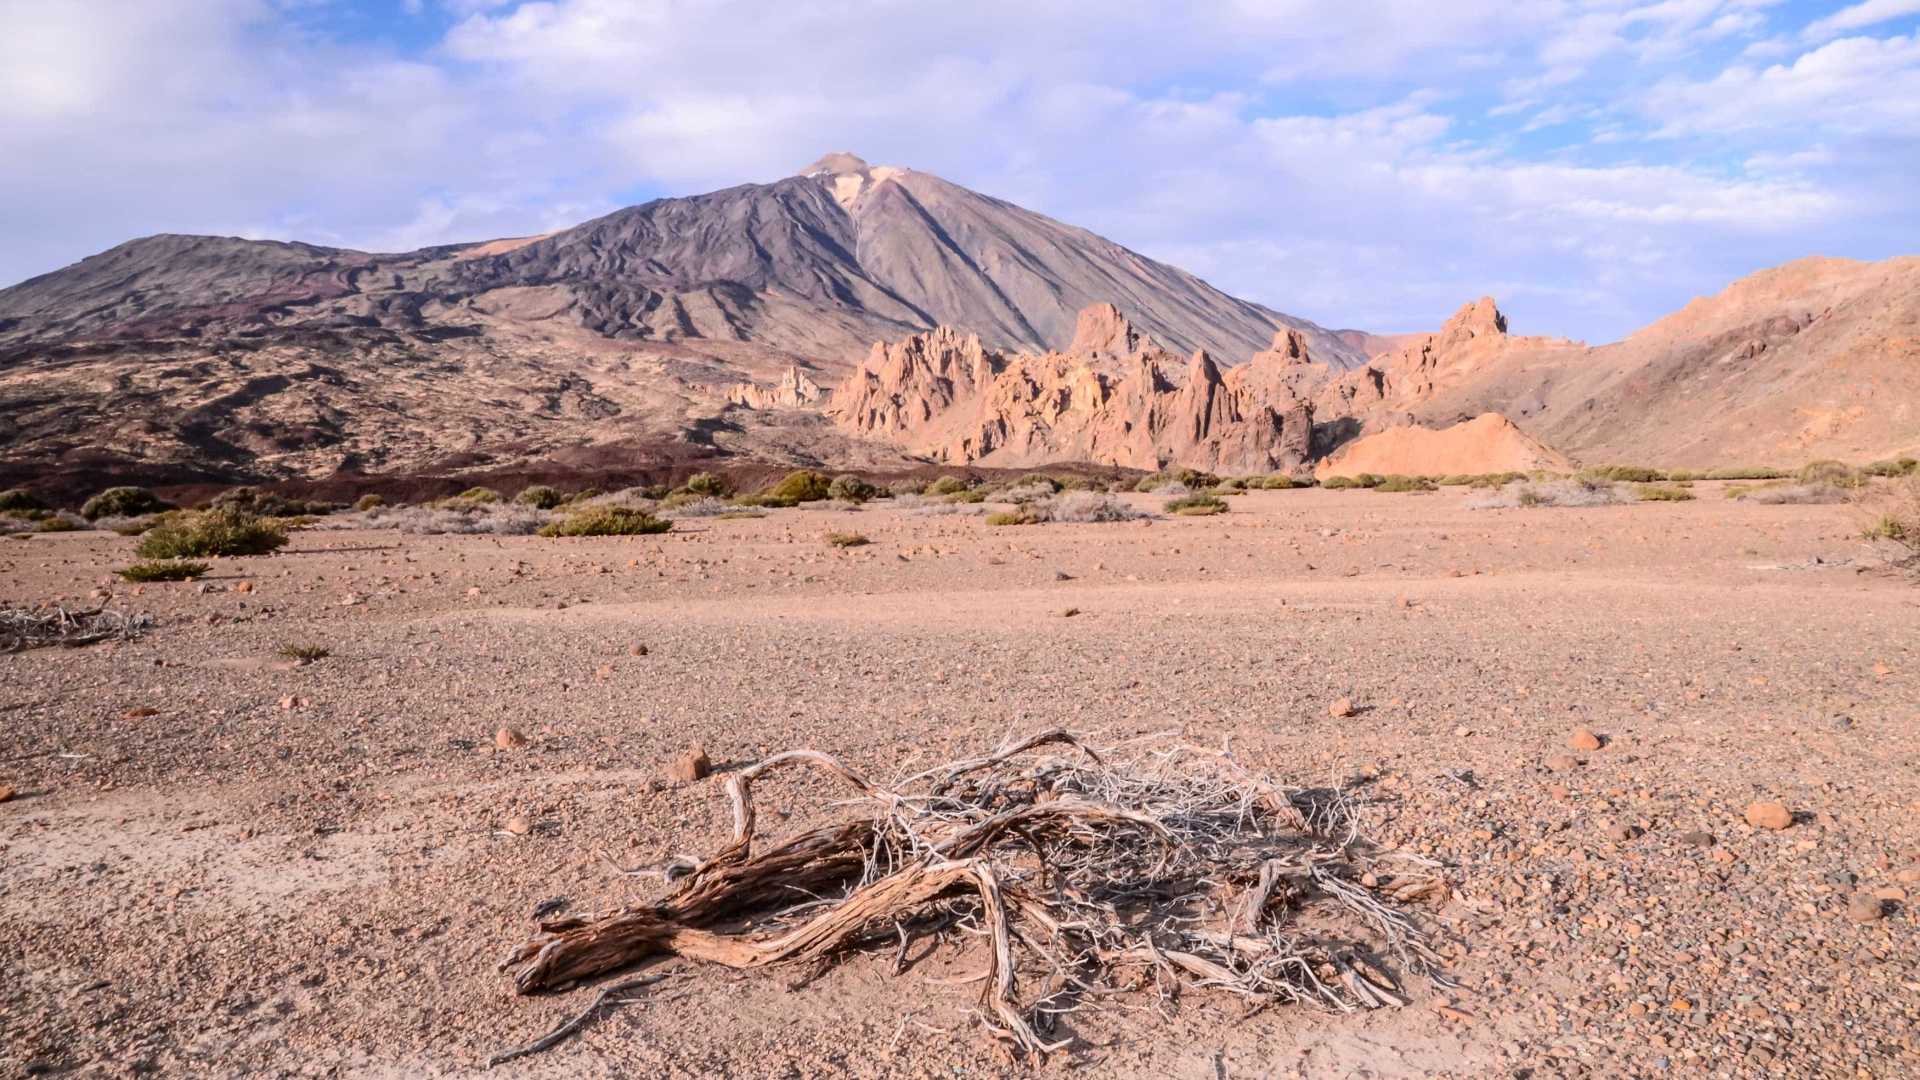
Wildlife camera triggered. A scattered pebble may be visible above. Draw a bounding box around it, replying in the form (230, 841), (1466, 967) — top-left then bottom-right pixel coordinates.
(1328, 697), (1355, 718)
(668, 745), (712, 783)
(1568, 727), (1602, 752)
(1744, 801), (1792, 830)
(495, 727), (529, 751)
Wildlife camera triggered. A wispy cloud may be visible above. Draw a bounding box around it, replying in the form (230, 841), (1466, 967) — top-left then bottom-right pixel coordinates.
(0, 0), (1915, 342)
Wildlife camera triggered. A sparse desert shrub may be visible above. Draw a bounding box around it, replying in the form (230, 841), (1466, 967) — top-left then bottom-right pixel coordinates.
(1703, 466), (1787, 481)
(715, 510), (767, 520)
(998, 477), (1060, 504)
(924, 475), (970, 497)
(660, 496), (734, 518)
(1175, 468), (1221, 490)
(824, 531), (870, 547)
(1863, 457), (1918, 478)
(458, 486), (502, 504)
(1731, 482), (1849, 505)
(537, 506), (672, 537)
(1859, 476), (1919, 559)
(827, 474), (878, 503)
(984, 510), (1028, 526)
(1213, 477), (1249, 492)
(136, 508), (288, 558)
(82, 486), (170, 520)
(354, 493), (385, 511)
(1259, 474), (1299, 490)
(1165, 492), (1228, 516)
(98, 514), (164, 536)
(946, 489), (987, 503)
(514, 485), (565, 509)
(1862, 514), (1908, 541)
(209, 486), (333, 517)
(277, 643), (330, 662)
(0, 489), (45, 513)
(1374, 475), (1436, 493)
(35, 513), (85, 533)
(683, 472), (731, 497)
(376, 503), (552, 536)
(1796, 460), (1863, 489)
(1039, 491), (1148, 523)
(887, 478), (926, 497)
(762, 470), (832, 505)
(1471, 479), (1624, 510)
(115, 560), (211, 582)
(1634, 483), (1695, 502)
(1579, 465), (1665, 483)
(1320, 475), (1359, 490)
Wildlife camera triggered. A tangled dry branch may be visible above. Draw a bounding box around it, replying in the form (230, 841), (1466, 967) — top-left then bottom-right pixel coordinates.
(0, 605), (155, 653)
(496, 730), (1451, 1060)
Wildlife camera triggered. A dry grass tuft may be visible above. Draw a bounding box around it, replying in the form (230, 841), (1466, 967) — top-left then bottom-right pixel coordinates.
(1, 605), (155, 653)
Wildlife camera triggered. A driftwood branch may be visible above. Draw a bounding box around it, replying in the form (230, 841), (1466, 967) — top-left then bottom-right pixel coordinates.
(494, 729), (1450, 1061)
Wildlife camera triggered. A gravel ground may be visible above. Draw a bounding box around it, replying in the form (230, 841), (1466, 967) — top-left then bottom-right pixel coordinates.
(2, 484), (1916, 1078)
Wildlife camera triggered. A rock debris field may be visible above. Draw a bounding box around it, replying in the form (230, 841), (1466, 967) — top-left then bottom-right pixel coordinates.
(1, 485), (1916, 1078)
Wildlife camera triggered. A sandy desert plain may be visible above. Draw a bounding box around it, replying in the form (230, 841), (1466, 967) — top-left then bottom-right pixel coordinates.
(1, 478), (1916, 1080)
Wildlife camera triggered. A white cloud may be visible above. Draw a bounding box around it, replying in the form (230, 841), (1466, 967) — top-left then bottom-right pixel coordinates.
(1804, 0), (1920, 39)
(1647, 33), (1920, 137)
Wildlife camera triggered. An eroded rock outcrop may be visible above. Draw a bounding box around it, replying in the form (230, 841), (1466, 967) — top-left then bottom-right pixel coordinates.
(726, 365), (824, 410)
(827, 305), (1312, 473)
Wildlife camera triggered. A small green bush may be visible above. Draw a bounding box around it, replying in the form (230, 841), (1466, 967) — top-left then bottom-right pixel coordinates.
(1374, 475), (1436, 493)
(514, 485), (564, 509)
(36, 515), (82, 533)
(1321, 475), (1359, 490)
(1796, 460), (1863, 489)
(135, 508), (288, 558)
(354, 493), (386, 511)
(1258, 474), (1298, 490)
(537, 506), (672, 537)
(116, 560), (211, 582)
(762, 470), (831, 504)
(683, 472), (730, 497)
(459, 486), (502, 503)
(924, 475), (970, 497)
(824, 531), (870, 547)
(0, 489), (45, 512)
(1165, 493), (1228, 516)
(82, 486), (171, 520)
(984, 510), (1030, 527)
(828, 475), (878, 503)
(1635, 483), (1695, 502)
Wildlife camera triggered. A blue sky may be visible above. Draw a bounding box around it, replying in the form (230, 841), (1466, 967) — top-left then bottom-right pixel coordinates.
(3, 0), (1918, 343)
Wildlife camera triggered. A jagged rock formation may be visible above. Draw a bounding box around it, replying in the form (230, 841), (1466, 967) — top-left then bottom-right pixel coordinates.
(726, 366), (824, 410)
(828, 305), (1311, 473)
(1316, 413), (1571, 478)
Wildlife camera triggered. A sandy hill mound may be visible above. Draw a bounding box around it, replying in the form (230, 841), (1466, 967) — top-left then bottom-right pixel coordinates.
(1316, 413), (1569, 478)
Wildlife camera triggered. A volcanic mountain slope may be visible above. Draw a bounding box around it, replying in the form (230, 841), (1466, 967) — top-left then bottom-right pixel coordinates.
(0, 154), (1362, 489)
(1304, 257), (1920, 468)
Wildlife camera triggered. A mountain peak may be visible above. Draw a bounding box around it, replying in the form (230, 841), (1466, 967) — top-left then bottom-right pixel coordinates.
(800, 152), (874, 177)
